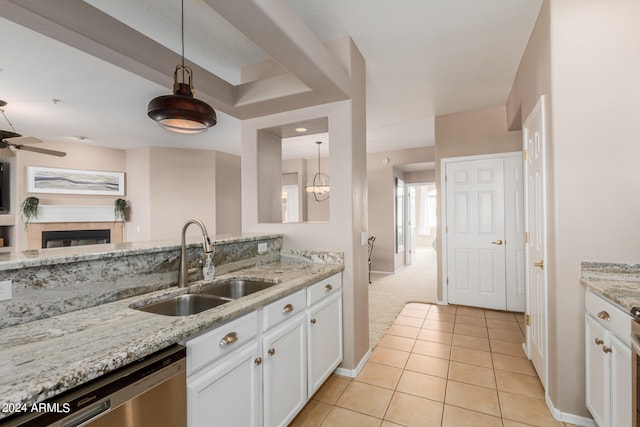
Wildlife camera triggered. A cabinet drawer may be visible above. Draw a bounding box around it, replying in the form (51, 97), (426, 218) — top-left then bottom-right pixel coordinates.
(187, 311), (258, 375)
(307, 273), (342, 307)
(263, 289), (306, 331)
(585, 290), (630, 345)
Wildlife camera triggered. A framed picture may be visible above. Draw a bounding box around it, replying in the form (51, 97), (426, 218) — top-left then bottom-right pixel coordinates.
(27, 166), (125, 196)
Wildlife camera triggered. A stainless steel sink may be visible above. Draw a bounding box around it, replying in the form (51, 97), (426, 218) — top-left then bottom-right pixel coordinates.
(199, 279), (275, 300)
(136, 294), (229, 316)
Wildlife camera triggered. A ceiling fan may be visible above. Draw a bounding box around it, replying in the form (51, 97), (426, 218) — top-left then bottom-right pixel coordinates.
(0, 100), (67, 157)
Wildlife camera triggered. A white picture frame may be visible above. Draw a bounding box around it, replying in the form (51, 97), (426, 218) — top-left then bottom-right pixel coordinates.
(27, 166), (125, 196)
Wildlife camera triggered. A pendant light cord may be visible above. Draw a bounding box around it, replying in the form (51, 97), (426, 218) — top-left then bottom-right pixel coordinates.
(0, 108), (17, 133)
(180, 0), (185, 81)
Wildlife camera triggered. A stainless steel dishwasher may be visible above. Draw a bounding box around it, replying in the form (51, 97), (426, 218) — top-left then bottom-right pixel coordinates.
(5, 344), (186, 427)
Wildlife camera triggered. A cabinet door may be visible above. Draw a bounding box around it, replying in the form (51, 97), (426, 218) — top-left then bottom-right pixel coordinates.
(187, 342), (262, 427)
(263, 313), (306, 427)
(585, 314), (608, 427)
(307, 293), (343, 396)
(609, 333), (631, 427)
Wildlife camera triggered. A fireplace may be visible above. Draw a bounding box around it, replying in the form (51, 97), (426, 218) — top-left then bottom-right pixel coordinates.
(42, 229), (111, 248)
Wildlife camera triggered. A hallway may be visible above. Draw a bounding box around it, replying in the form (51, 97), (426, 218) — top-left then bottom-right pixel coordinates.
(291, 303), (573, 427)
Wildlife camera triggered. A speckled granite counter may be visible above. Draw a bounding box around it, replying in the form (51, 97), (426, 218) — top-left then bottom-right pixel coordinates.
(580, 261), (640, 312)
(0, 254), (343, 421)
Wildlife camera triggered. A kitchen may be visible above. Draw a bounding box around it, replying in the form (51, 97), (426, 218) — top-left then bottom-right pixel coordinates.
(2, 0), (640, 426)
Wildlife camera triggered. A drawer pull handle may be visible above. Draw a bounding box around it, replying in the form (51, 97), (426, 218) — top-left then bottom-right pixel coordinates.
(282, 304), (294, 314)
(255, 357), (262, 366)
(325, 284), (333, 292)
(597, 311), (610, 321)
(268, 348), (276, 356)
(603, 346), (613, 354)
(310, 318), (317, 324)
(594, 338), (604, 346)
(219, 332), (238, 347)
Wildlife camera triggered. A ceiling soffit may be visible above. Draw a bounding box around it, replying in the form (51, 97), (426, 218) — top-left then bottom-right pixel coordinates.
(0, 0), (353, 120)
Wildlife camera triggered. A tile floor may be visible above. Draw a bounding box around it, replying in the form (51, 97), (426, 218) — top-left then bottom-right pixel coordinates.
(291, 303), (578, 427)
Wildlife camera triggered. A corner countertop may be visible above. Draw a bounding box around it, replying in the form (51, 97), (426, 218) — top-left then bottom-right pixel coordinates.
(580, 261), (640, 312)
(0, 256), (343, 420)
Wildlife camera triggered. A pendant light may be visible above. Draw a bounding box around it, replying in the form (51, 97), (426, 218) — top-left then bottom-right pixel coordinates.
(147, 0), (216, 133)
(305, 141), (330, 202)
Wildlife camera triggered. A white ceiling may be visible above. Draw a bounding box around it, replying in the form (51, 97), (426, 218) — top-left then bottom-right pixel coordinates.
(0, 0), (542, 159)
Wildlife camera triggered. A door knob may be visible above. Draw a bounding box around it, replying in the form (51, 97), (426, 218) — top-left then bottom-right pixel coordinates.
(534, 260), (544, 269)
(491, 240), (503, 245)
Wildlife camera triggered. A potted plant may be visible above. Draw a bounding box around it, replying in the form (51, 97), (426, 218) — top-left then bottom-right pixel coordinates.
(114, 198), (128, 221)
(20, 196), (39, 226)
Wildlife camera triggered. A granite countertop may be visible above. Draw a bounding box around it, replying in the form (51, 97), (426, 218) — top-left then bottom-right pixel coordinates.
(0, 257), (343, 420)
(580, 261), (640, 312)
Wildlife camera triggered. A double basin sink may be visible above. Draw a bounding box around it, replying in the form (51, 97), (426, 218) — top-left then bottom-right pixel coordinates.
(135, 279), (275, 316)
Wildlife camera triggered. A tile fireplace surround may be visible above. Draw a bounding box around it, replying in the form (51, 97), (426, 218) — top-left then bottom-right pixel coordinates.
(26, 222), (123, 250)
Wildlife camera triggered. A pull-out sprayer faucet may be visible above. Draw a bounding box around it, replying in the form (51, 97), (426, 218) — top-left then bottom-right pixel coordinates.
(179, 219), (213, 288)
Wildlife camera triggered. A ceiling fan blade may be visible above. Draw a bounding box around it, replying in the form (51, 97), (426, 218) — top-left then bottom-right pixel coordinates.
(14, 144), (67, 157)
(5, 135), (43, 144)
(0, 147), (15, 157)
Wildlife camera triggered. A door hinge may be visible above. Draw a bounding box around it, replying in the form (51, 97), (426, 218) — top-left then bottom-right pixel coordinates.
(525, 231), (529, 244)
(523, 149), (528, 161)
(526, 314), (531, 326)
(446, 277), (449, 285)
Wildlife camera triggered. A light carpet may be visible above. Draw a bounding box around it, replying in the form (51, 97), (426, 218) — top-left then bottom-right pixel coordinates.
(368, 245), (437, 348)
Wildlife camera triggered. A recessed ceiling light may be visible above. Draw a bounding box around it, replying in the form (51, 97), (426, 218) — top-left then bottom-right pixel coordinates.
(295, 127), (308, 133)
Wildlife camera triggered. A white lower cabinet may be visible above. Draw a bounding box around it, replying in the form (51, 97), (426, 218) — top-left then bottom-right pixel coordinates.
(186, 273), (343, 427)
(584, 290), (631, 427)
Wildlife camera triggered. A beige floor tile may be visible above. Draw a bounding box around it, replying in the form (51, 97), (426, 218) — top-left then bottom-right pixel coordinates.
(400, 308), (428, 319)
(386, 324), (420, 339)
(452, 334), (490, 352)
(418, 328), (453, 344)
(484, 311), (518, 321)
(356, 362), (403, 390)
(454, 314), (487, 326)
(450, 346), (493, 368)
(445, 380), (501, 417)
(405, 353), (449, 378)
(454, 323), (489, 338)
(312, 374), (351, 404)
(488, 328), (524, 343)
(493, 353), (537, 376)
(404, 302), (431, 312)
(422, 319), (455, 333)
(490, 339), (527, 358)
(393, 315), (424, 328)
(502, 420), (538, 427)
(370, 346), (410, 369)
(336, 381), (393, 419)
(499, 392), (564, 426)
(427, 312), (456, 323)
(486, 318), (520, 329)
(495, 370), (545, 400)
(380, 422), (404, 427)
(320, 406), (382, 427)
(396, 370), (447, 402)
(377, 334), (415, 352)
(412, 340), (451, 359)
(448, 361), (496, 389)
(456, 307), (486, 318)
(290, 400), (332, 427)
(430, 305), (457, 314)
(516, 313), (525, 322)
(384, 392), (444, 427)
(442, 405), (502, 427)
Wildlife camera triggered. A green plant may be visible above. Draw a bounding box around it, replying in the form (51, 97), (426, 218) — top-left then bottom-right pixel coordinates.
(20, 196), (39, 226)
(114, 198), (128, 221)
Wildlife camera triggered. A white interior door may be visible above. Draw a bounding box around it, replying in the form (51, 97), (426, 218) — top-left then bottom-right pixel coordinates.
(523, 95), (548, 389)
(445, 158), (507, 310)
(405, 186), (416, 266)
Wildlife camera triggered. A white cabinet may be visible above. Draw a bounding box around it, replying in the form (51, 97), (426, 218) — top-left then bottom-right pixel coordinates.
(584, 290), (631, 427)
(307, 292), (342, 395)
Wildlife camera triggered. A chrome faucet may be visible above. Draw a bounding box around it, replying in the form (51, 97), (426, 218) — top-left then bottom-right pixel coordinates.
(179, 219), (213, 288)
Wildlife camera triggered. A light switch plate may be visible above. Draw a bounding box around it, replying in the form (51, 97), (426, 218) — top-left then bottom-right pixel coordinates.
(258, 242), (268, 254)
(0, 280), (12, 302)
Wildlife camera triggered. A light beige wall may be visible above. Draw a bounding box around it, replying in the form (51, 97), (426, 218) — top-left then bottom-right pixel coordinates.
(148, 147), (216, 240)
(12, 140), (126, 250)
(367, 147), (435, 272)
(404, 170), (435, 184)
(257, 131), (283, 223)
(434, 106), (522, 300)
(242, 37), (369, 372)
(215, 151), (242, 235)
(125, 147), (151, 242)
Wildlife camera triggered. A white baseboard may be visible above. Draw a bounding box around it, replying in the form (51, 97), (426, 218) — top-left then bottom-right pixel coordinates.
(546, 394), (597, 427)
(335, 348), (371, 378)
